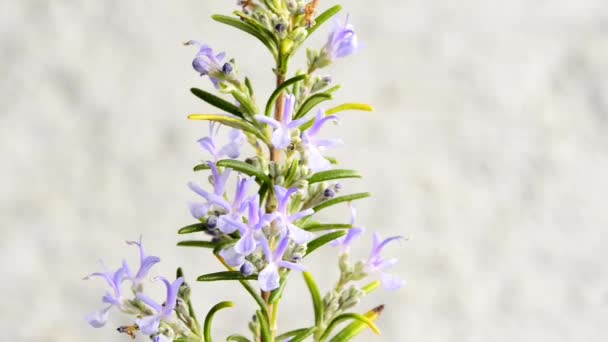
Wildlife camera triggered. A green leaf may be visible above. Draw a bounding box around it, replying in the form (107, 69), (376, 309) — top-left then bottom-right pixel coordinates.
(194, 163), (211, 172)
(226, 334), (251, 342)
(191, 88), (244, 118)
(276, 328), (313, 341)
(361, 281), (381, 294)
(265, 74), (308, 116)
(289, 327), (317, 342)
(177, 240), (216, 248)
(305, 231), (346, 257)
(308, 169), (361, 184)
(294, 93), (333, 119)
(307, 5), (343, 36)
(312, 192), (371, 213)
(216, 159), (271, 184)
(234, 11), (280, 47)
(204, 301), (234, 342)
(320, 312), (381, 341)
(212, 15), (278, 57)
(325, 103), (374, 115)
(328, 306), (384, 342)
(197, 271), (257, 282)
(213, 255), (269, 322)
(188, 114), (268, 143)
(302, 223), (352, 232)
(303, 272), (323, 327)
(300, 101), (370, 131)
(245, 77), (254, 96)
(256, 310), (271, 342)
(178, 222), (208, 234)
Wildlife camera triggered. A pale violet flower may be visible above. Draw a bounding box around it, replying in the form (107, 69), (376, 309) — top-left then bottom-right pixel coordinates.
(258, 235), (306, 291)
(215, 175), (255, 234)
(198, 122), (245, 161)
(330, 204), (364, 253)
(187, 162), (231, 219)
(366, 233), (406, 291)
(84, 262), (128, 328)
(186, 40), (227, 88)
(136, 277), (185, 335)
(219, 245), (246, 268)
(273, 185), (315, 244)
(222, 195), (272, 256)
(301, 109), (343, 172)
(255, 94), (309, 149)
(123, 237), (161, 292)
(322, 15), (359, 60)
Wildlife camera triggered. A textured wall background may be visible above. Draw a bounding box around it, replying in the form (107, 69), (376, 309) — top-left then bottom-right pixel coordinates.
(2, 0), (608, 341)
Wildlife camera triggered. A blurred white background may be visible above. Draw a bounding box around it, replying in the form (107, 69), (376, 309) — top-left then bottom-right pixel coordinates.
(2, 0), (608, 341)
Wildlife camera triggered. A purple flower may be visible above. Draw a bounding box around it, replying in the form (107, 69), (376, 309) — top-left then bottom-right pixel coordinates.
(219, 245), (246, 267)
(222, 195), (272, 255)
(255, 94), (309, 149)
(301, 109), (343, 172)
(322, 15), (359, 60)
(366, 233), (406, 291)
(198, 122), (245, 161)
(273, 185), (315, 244)
(331, 204), (364, 253)
(123, 237), (161, 292)
(187, 162), (231, 219)
(136, 277), (185, 335)
(215, 175), (255, 234)
(84, 262), (128, 328)
(258, 235), (306, 291)
(186, 40), (226, 88)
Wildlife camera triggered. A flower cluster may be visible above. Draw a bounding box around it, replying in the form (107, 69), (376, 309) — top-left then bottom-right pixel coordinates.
(84, 238), (194, 341)
(86, 2), (405, 341)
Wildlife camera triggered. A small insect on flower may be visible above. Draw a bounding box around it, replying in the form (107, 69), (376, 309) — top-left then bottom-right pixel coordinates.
(117, 325), (138, 339)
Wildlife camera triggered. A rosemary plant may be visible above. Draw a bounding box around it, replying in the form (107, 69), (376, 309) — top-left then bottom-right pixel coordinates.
(84, 1), (405, 341)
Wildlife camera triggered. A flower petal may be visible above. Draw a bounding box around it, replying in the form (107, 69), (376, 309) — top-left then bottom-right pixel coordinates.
(136, 315), (161, 335)
(85, 306), (111, 328)
(258, 263), (280, 291)
(219, 246), (245, 267)
(235, 231), (257, 256)
(288, 224), (315, 244)
(380, 272), (406, 291)
(277, 260), (306, 272)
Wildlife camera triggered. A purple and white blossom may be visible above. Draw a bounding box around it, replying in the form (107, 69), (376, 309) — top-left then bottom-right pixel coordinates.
(187, 162), (231, 219)
(198, 122), (246, 161)
(123, 237), (161, 292)
(322, 15), (359, 60)
(219, 245), (246, 267)
(331, 204), (364, 254)
(222, 195), (272, 255)
(258, 235), (306, 291)
(301, 109), (343, 172)
(84, 262), (128, 328)
(365, 233), (406, 291)
(273, 185), (315, 244)
(255, 94), (309, 149)
(186, 40), (227, 88)
(136, 277), (185, 335)
(215, 175), (255, 234)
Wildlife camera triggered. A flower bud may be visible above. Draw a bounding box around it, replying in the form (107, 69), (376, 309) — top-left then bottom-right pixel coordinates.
(289, 27), (308, 43)
(240, 261), (255, 276)
(222, 62), (234, 74)
(178, 281), (192, 301)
